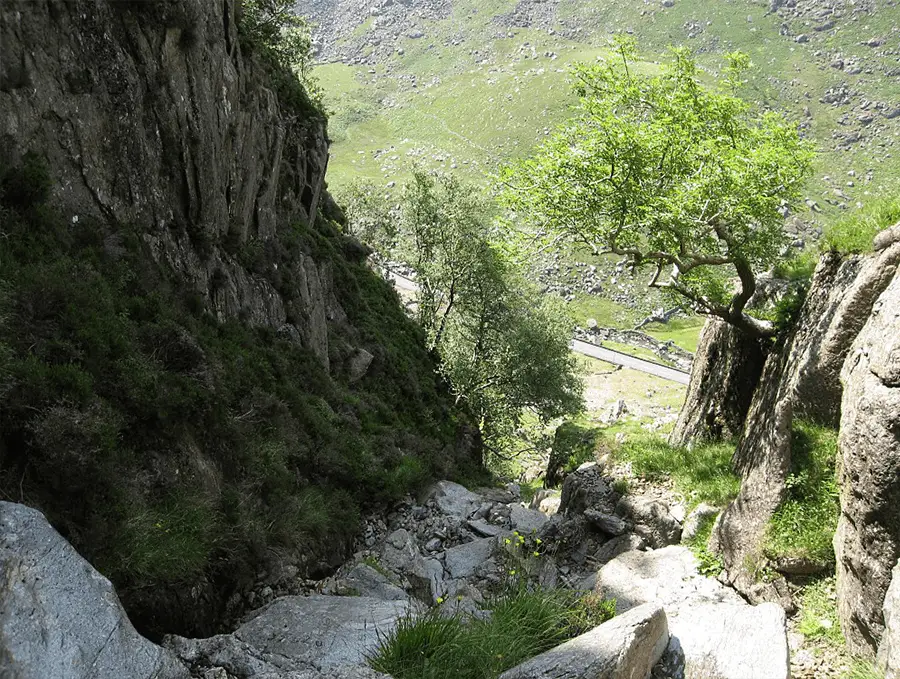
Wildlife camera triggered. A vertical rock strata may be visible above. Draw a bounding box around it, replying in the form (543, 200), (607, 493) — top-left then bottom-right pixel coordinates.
(836, 259), (900, 655)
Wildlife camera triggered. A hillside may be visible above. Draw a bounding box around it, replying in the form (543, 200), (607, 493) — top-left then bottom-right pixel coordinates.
(302, 0), (900, 235)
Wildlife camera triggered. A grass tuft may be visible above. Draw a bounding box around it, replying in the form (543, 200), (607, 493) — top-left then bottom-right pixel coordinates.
(825, 196), (900, 254)
(369, 585), (615, 679)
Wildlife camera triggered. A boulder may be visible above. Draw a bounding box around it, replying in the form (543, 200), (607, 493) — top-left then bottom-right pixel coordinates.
(509, 504), (548, 534)
(584, 509), (628, 536)
(379, 529), (431, 596)
(669, 318), (767, 446)
(836, 262), (900, 655)
(498, 603), (669, 679)
(337, 563), (408, 600)
(0, 501), (189, 679)
(559, 463), (615, 516)
(615, 497), (681, 548)
(444, 537), (498, 580)
(234, 595), (412, 669)
(595, 547), (789, 679)
(879, 560), (900, 678)
(425, 481), (480, 518)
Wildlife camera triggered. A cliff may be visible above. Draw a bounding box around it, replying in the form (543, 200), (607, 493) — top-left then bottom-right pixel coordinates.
(0, 0), (477, 639)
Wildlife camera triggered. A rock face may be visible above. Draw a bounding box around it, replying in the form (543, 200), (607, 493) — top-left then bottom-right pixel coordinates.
(0, 502), (189, 679)
(498, 603), (669, 679)
(879, 560), (900, 678)
(669, 318), (767, 446)
(0, 0), (334, 361)
(594, 547), (790, 679)
(711, 249), (899, 605)
(835, 258), (900, 655)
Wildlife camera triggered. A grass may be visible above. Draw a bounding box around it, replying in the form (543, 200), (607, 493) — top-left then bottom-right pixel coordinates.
(613, 435), (741, 509)
(683, 512), (724, 577)
(825, 196), (900, 254)
(764, 421), (840, 568)
(545, 421), (603, 487)
(369, 585), (615, 679)
(643, 317), (705, 354)
(796, 577), (843, 646)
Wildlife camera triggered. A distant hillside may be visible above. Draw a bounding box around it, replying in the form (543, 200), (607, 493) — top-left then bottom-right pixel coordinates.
(301, 0), (900, 236)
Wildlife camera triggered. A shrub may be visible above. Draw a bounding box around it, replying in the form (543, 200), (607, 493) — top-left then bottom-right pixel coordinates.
(545, 421), (602, 487)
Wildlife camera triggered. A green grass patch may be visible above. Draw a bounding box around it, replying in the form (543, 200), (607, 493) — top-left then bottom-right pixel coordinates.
(796, 577), (843, 647)
(545, 421), (603, 487)
(683, 511), (724, 577)
(369, 586), (615, 679)
(764, 422), (839, 568)
(614, 435), (741, 509)
(825, 196), (900, 254)
(643, 316), (705, 354)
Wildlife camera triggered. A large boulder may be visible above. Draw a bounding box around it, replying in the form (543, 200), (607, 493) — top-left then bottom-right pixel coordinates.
(879, 560), (900, 678)
(559, 462), (616, 516)
(0, 501), (189, 679)
(233, 595), (412, 669)
(424, 481), (480, 519)
(594, 547), (789, 679)
(498, 603), (669, 679)
(614, 496), (681, 549)
(669, 318), (767, 446)
(443, 537), (498, 580)
(835, 260), (900, 656)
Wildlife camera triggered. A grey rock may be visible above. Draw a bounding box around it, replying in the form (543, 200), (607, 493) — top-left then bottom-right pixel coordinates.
(348, 348), (374, 382)
(379, 529), (432, 598)
(596, 547), (789, 679)
(879, 560), (900, 678)
(615, 497), (682, 548)
(235, 595), (412, 669)
(836, 261), (900, 655)
(499, 603), (669, 679)
(0, 501), (189, 679)
(509, 504), (549, 534)
(424, 538), (443, 552)
(584, 510), (628, 536)
(444, 537), (498, 579)
(595, 533), (646, 565)
(670, 318), (767, 446)
(340, 563), (408, 600)
(560, 463), (615, 516)
(425, 480), (480, 518)
(468, 518), (505, 537)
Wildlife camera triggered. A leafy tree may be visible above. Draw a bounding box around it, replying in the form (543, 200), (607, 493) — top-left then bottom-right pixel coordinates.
(396, 170), (583, 451)
(238, 0), (322, 106)
(500, 39), (815, 338)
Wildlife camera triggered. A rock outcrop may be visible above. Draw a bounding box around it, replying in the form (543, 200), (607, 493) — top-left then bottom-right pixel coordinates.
(1, 0), (333, 358)
(835, 255), (900, 655)
(669, 318), (766, 446)
(879, 560), (900, 678)
(0, 502), (189, 679)
(498, 603), (669, 679)
(711, 246), (900, 605)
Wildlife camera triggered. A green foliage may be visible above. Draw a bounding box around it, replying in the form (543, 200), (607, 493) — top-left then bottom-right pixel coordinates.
(825, 196), (900, 254)
(796, 577), (843, 646)
(500, 41), (815, 338)
(0, 154), (469, 633)
(369, 585), (615, 679)
(238, 0), (323, 112)
(614, 435), (741, 508)
(364, 169), (583, 453)
(683, 512), (724, 577)
(545, 421), (603, 487)
(765, 422), (839, 567)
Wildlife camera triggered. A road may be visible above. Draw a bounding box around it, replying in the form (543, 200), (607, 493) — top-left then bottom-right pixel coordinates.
(385, 270), (692, 385)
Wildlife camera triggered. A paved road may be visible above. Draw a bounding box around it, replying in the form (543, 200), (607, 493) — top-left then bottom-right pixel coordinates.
(386, 270), (692, 385)
(570, 339), (691, 385)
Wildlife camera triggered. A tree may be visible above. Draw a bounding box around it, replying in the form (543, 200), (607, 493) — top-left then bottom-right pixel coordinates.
(499, 39), (815, 338)
(396, 170), (583, 451)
